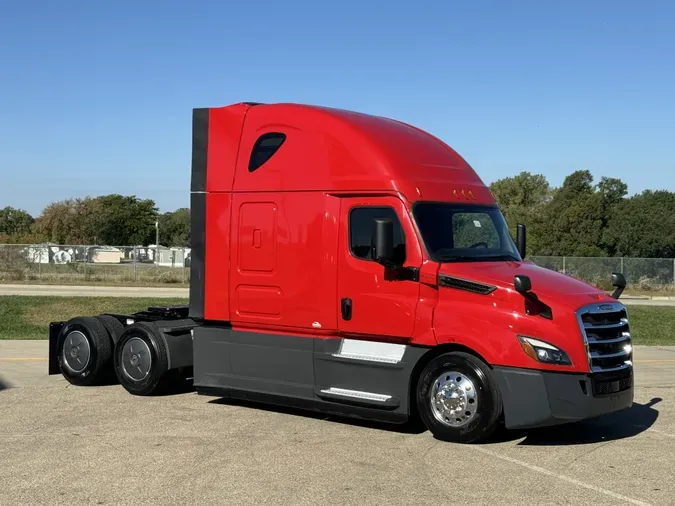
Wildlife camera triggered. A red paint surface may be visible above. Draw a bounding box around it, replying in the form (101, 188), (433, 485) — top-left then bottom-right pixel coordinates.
(432, 261), (617, 372)
(236, 285), (283, 317)
(336, 195), (422, 340)
(206, 105), (251, 192)
(229, 192), (339, 331)
(204, 192), (231, 321)
(199, 102), (614, 374)
(413, 260), (441, 347)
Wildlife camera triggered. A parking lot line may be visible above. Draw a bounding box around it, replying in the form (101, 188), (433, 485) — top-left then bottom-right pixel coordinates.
(0, 358), (48, 362)
(472, 446), (654, 506)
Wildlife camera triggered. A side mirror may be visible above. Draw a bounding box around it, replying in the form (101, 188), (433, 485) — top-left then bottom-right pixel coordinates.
(611, 272), (627, 299)
(373, 218), (395, 267)
(516, 224), (527, 259)
(514, 274), (532, 294)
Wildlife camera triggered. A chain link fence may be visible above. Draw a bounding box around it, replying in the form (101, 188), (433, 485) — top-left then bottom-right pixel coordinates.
(1, 243), (673, 291)
(530, 256), (675, 291)
(0, 244), (190, 285)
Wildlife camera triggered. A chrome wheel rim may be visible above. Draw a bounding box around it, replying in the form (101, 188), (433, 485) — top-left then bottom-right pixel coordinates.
(61, 330), (91, 374)
(121, 337), (152, 381)
(430, 371), (478, 427)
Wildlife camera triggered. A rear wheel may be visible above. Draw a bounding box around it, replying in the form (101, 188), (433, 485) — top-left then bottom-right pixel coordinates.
(96, 315), (125, 346)
(416, 351), (502, 443)
(114, 322), (172, 396)
(57, 316), (112, 386)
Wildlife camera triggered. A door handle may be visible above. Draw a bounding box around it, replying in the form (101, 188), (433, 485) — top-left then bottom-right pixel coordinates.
(341, 298), (352, 321)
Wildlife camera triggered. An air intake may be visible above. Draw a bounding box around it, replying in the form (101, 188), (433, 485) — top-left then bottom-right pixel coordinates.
(438, 274), (496, 295)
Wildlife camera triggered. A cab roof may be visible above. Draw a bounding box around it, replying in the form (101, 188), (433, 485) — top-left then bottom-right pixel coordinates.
(194, 102), (495, 205)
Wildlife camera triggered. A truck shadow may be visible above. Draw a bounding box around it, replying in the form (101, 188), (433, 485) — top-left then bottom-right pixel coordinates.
(208, 397), (663, 443)
(487, 397), (662, 446)
(207, 397), (428, 434)
(0, 375), (8, 391)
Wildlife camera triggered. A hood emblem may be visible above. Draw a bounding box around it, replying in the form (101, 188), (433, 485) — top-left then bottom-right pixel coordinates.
(597, 304), (615, 311)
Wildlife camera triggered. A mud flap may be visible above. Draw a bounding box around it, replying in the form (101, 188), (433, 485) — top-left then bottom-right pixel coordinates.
(48, 321), (64, 375)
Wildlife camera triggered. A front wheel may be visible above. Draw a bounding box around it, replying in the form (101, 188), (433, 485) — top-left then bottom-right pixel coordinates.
(416, 351), (502, 443)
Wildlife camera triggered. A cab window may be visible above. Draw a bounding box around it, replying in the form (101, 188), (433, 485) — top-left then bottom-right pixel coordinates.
(349, 206), (406, 264)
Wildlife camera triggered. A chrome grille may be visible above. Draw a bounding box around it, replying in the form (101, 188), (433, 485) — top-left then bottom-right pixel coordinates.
(577, 303), (633, 373)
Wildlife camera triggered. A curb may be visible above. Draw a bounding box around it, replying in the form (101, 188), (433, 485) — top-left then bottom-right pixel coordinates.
(621, 295), (675, 301)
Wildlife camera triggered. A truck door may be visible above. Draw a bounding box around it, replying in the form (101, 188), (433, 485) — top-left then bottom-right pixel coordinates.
(337, 196), (422, 339)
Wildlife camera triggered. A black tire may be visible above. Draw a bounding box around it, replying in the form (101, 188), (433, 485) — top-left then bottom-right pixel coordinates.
(416, 351), (502, 444)
(95, 314), (127, 383)
(56, 316), (112, 386)
(114, 322), (172, 396)
(96, 314), (125, 346)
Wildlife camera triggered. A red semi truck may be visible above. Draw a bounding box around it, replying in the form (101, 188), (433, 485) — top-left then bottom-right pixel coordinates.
(48, 102), (634, 443)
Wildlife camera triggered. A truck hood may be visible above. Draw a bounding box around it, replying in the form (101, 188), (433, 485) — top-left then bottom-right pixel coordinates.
(438, 260), (615, 309)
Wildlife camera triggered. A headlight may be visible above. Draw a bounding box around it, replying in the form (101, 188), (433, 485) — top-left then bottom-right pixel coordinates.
(517, 336), (572, 366)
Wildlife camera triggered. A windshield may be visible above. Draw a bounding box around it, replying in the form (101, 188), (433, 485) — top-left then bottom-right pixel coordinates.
(412, 202), (522, 262)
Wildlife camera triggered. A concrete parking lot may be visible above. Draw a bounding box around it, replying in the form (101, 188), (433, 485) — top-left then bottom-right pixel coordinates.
(1, 341), (674, 506)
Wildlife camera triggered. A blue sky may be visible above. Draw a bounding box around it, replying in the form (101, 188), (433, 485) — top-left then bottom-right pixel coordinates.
(1, 0), (674, 216)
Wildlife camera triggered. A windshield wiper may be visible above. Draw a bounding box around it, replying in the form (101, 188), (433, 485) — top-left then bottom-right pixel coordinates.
(479, 254), (520, 262)
(437, 255), (479, 262)
(438, 254), (520, 262)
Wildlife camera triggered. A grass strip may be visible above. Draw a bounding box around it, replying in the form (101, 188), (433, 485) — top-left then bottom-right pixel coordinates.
(0, 296), (188, 339)
(1, 296), (673, 345)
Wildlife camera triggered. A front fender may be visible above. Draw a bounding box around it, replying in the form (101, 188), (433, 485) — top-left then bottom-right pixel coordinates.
(433, 291), (586, 373)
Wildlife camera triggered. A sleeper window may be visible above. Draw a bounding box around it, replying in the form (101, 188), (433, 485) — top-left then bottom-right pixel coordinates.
(249, 133), (286, 172)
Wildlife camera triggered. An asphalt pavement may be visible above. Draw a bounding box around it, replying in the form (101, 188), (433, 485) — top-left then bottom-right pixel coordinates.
(1, 341), (674, 506)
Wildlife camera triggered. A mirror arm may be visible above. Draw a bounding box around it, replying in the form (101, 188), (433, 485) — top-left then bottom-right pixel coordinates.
(377, 258), (398, 270)
(611, 286), (625, 300)
(610, 272), (627, 299)
(379, 263), (419, 282)
(516, 224), (527, 260)
(376, 257), (403, 271)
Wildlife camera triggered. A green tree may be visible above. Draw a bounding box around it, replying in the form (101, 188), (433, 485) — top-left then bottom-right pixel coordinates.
(34, 199), (90, 244)
(84, 195), (158, 246)
(597, 177), (628, 206)
(535, 170), (603, 256)
(34, 195), (158, 245)
(604, 190), (675, 258)
(0, 207), (35, 239)
(158, 208), (190, 247)
(489, 171), (552, 254)
(596, 177), (628, 255)
(0, 231), (49, 245)
(490, 172), (552, 210)
(534, 170), (629, 257)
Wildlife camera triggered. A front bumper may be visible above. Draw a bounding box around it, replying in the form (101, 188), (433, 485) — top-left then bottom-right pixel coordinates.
(492, 366), (634, 430)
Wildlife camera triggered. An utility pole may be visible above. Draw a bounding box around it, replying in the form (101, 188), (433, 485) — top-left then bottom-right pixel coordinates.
(155, 219), (159, 266)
